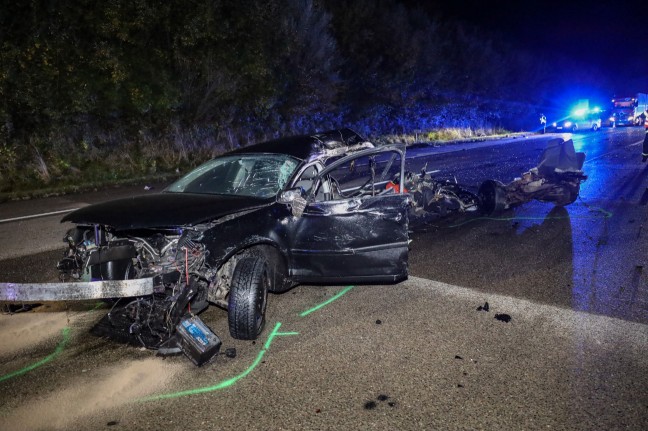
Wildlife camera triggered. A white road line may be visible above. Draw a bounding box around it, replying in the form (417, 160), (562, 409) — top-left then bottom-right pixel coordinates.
(583, 138), (644, 164)
(0, 208), (79, 224)
(406, 276), (648, 335)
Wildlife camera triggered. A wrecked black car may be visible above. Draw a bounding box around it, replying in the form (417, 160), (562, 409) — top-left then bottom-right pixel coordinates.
(48, 129), (410, 361)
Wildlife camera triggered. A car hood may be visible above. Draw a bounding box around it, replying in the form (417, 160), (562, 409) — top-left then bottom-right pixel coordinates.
(61, 192), (273, 230)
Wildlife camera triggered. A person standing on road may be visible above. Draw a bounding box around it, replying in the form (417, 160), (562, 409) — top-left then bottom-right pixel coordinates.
(642, 122), (648, 162)
(540, 113), (547, 134)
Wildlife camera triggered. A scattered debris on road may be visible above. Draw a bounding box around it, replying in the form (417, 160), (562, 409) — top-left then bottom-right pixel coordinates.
(476, 302), (490, 312)
(494, 313), (512, 323)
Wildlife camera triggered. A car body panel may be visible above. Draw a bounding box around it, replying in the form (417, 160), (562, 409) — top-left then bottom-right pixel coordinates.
(287, 193), (409, 282)
(61, 193), (273, 230)
(228, 128), (372, 161)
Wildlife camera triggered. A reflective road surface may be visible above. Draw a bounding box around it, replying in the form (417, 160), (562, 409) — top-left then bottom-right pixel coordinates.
(1, 127), (647, 430)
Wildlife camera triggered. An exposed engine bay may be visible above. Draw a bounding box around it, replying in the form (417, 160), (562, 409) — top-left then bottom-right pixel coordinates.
(57, 225), (223, 365)
(388, 165), (481, 226)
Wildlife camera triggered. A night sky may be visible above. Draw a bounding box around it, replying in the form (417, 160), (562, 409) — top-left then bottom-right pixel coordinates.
(421, 0), (648, 102)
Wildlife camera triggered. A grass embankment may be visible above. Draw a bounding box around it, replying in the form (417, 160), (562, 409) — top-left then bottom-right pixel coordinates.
(0, 126), (525, 202)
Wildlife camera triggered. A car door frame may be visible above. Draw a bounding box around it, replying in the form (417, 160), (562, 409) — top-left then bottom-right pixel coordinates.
(287, 145), (410, 284)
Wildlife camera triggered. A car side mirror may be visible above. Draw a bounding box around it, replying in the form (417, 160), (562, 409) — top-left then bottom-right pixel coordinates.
(278, 187), (309, 217)
(278, 187), (304, 204)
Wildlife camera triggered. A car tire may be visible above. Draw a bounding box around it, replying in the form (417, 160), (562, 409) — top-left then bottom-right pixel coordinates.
(591, 124), (599, 131)
(478, 180), (507, 215)
(228, 256), (270, 340)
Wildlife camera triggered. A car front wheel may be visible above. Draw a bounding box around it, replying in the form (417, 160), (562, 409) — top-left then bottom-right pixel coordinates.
(228, 256), (270, 340)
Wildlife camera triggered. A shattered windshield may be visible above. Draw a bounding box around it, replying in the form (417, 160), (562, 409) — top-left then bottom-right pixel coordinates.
(165, 154), (300, 198)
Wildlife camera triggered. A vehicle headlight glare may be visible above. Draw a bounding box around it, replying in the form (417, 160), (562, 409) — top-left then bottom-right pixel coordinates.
(564, 121), (572, 127)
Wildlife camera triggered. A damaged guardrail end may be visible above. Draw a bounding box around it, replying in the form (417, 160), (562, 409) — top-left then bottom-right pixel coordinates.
(0, 278), (155, 302)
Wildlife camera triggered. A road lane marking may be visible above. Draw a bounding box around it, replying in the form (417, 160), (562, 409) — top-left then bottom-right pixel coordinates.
(582, 138), (644, 164)
(0, 208), (79, 224)
(443, 207), (612, 228)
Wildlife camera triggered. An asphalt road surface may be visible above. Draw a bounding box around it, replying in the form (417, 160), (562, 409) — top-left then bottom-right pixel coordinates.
(1, 128), (647, 430)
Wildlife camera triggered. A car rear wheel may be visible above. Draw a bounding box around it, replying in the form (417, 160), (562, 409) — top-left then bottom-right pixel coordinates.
(591, 124), (599, 131)
(228, 256), (270, 340)
(478, 180), (507, 215)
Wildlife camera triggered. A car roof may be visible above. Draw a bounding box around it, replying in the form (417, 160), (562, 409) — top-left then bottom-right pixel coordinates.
(229, 128), (374, 162)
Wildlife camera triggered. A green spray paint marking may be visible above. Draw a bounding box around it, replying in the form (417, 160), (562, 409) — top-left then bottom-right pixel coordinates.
(141, 285), (353, 401)
(299, 285), (354, 317)
(140, 322), (298, 401)
(0, 327), (71, 383)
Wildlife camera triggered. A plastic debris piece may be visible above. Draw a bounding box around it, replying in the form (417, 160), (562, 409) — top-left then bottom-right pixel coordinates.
(224, 347), (237, 358)
(376, 319), (382, 324)
(364, 401), (377, 410)
(477, 302), (489, 312)
(495, 313), (512, 323)
(455, 355), (463, 360)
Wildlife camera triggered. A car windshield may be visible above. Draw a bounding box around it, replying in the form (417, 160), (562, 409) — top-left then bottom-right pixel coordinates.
(165, 154), (300, 198)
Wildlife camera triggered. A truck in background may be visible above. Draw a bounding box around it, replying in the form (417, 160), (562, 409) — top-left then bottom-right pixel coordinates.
(606, 93), (648, 127)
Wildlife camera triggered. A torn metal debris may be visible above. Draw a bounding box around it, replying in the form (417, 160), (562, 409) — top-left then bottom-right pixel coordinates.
(402, 137), (586, 227)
